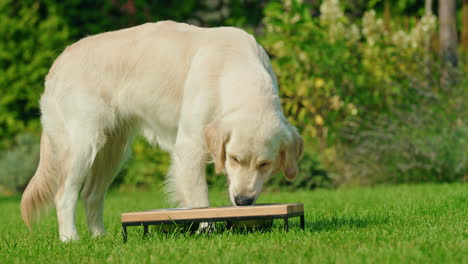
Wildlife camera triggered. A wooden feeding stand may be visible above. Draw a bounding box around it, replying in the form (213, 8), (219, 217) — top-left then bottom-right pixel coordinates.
(121, 203), (305, 242)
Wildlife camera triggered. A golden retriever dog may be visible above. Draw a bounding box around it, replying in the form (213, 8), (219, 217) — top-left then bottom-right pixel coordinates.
(21, 21), (303, 241)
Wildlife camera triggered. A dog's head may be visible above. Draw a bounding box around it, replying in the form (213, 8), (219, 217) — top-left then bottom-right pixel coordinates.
(205, 112), (303, 206)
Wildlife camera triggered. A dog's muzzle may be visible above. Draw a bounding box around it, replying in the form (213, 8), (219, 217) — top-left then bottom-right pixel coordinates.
(234, 196), (254, 206)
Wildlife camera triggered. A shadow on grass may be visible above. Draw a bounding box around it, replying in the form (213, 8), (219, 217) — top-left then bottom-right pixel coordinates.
(119, 215), (390, 242)
(122, 221), (280, 241)
(305, 215), (389, 232)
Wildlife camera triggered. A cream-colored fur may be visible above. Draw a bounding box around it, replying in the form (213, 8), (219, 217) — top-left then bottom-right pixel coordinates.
(20, 21), (303, 241)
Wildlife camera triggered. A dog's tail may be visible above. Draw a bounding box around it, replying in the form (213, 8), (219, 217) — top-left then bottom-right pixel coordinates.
(21, 132), (59, 229)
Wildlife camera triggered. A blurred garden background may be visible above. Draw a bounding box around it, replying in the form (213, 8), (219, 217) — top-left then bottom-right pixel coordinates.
(0, 0), (466, 195)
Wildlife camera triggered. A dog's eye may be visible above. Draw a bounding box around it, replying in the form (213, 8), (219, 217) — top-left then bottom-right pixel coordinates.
(230, 155), (239, 164)
(259, 161), (271, 169)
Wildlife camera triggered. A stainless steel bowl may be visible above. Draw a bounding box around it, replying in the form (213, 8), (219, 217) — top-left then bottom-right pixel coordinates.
(227, 219), (273, 230)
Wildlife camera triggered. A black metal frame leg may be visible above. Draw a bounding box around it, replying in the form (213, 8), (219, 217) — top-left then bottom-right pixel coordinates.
(300, 214), (305, 230)
(122, 225), (128, 243)
(143, 224), (149, 237)
(284, 217), (289, 231)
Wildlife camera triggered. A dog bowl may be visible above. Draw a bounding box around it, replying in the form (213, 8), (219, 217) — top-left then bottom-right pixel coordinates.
(226, 219), (273, 230)
(155, 222), (200, 233)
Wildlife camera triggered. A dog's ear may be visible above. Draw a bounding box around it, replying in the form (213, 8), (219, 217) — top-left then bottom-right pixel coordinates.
(204, 123), (227, 174)
(279, 125), (304, 180)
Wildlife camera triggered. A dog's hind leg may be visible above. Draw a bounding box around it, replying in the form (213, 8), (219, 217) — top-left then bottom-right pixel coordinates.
(50, 102), (111, 241)
(54, 135), (105, 242)
(81, 130), (131, 237)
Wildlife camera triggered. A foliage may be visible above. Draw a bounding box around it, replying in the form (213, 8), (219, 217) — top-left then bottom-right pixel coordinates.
(1, 184), (466, 263)
(0, 133), (39, 194)
(113, 137), (170, 191)
(0, 0), (466, 192)
(47, 0), (265, 40)
(259, 0), (466, 184)
(261, 0), (361, 148)
(0, 0), (69, 148)
(0, 0), (265, 192)
(337, 73), (468, 185)
(268, 152), (331, 190)
(261, 0), (438, 142)
(0, 0), (263, 147)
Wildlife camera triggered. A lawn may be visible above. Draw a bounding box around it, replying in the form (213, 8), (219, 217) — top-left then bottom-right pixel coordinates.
(0, 183), (466, 263)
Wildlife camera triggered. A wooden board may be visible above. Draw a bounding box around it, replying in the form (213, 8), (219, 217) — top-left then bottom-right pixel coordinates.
(121, 203), (304, 223)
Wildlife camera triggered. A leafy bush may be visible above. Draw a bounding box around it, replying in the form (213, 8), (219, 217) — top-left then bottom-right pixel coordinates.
(48, 0), (265, 40)
(0, 133), (39, 194)
(336, 72), (468, 185)
(261, 0), (361, 146)
(1, 0), (465, 193)
(115, 0), (466, 189)
(268, 152), (332, 190)
(260, 0), (464, 185)
(115, 137), (230, 191)
(0, 0), (265, 191)
(0, 0), (69, 148)
(114, 137), (171, 191)
(261, 0), (438, 142)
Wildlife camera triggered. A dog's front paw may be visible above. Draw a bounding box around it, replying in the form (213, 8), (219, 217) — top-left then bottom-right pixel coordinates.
(197, 222), (216, 234)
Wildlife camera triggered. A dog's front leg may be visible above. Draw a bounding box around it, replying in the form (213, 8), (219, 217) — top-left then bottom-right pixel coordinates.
(167, 138), (216, 233)
(167, 138), (210, 208)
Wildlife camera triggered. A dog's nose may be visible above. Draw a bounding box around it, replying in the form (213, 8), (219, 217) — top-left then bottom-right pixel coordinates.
(234, 196), (254, 206)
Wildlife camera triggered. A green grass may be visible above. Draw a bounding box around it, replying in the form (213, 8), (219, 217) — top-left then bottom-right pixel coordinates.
(0, 184), (466, 263)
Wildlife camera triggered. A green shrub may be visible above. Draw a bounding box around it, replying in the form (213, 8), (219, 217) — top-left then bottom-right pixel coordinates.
(260, 0), (456, 185)
(115, 137), (231, 191)
(261, 0), (438, 142)
(261, 0), (361, 145)
(336, 68), (468, 185)
(1, 0), (465, 193)
(0, 133), (39, 194)
(48, 0), (265, 40)
(0, 0), (70, 148)
(267, 152), (332, 191)
(114, 137), (171, 191)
